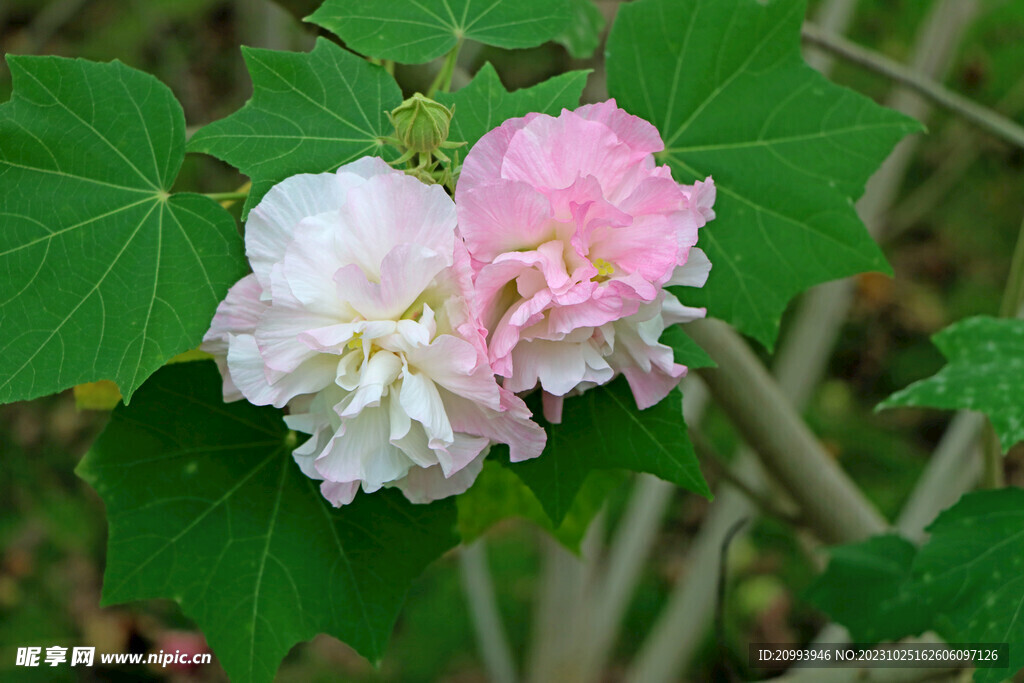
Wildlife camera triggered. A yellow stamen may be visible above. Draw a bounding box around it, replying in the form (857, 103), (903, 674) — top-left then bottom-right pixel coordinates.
(347, 332), (363, 351)
(594, 258), (615, 278)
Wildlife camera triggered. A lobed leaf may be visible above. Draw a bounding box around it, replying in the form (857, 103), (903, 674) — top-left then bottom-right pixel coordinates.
(805, 534), (928, 643)
(908, 489), (1024, 683)
(187, 39), (402, 217)
(804, 491), (1024, 682)
(879, 316), (1024, 452)
(457, 460), (624, 552)
(606, 0), (920, 348)
(0, 55), (245, 404)
(77, 362), (459, 683)
(502, 377), (709, 525)
(308, 0), (572, 64)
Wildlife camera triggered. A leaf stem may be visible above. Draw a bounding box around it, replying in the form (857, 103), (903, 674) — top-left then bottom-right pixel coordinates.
(801, 22), (1024, 150)
(981, 217), (1024, 488)
(999, 218), (1024, 319)
(428, 41), (462, 96)
(203, 191), (249, 202)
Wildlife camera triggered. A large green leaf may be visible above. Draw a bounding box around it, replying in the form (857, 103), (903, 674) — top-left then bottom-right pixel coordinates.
(0, 56), (245, 404)
(502, 377), (709, 525)
(879, 316), (1024, 452)
(77, 362), (459, 683)
(437, 63), (589, 154)
(187, 39), (402, 217)
(308, 0), (572, 64)
(907, 489), (1024, 683)
(805, 534), (928, 643)
(802, 492), (1024, 682)
(457, 460), (623, 552)
(606, 0), (920, 348)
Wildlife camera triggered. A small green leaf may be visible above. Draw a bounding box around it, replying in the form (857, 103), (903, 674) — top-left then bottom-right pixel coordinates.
(437, 63), (589, 154)
(502, 376), (709, 525)
(805, 534), (929, 643)
(77, 362), (459, 683)
(187, 39), (402, 217)
(879, 316), (1024, 452)
(907, 489), (1024, 683)
(554, 0), (606, 59)
(457, 460), (623, 552)
(606, 0), (920, 348)
(308, 0), (572, 64)
(0, 55), (245, 404)
(660, 324), (715, 369)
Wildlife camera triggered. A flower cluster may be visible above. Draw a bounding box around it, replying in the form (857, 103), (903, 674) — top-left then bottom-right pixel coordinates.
(203, 100), (715, 506)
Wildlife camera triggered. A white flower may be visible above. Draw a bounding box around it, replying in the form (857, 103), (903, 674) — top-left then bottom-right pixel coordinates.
(203, 158), (544, 505)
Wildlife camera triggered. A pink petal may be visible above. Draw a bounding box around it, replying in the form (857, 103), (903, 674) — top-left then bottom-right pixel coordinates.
(456, 113), (542, 196)
(574, 99), (665, 158)
(457, 180), (554, 261)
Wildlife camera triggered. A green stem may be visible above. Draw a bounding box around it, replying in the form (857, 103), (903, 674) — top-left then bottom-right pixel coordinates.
(203, 191), (249, 202)
(981, 424), (1005, 489)
(981, 217), (1024, 489)
(802, 22), (1024, 150)
(999, 218), (1024, 319)
(428, 41), (462, 96)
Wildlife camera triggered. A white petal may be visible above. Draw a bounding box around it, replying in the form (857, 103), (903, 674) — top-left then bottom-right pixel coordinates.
(337, 350), (403, 417)
(666, 247), (711, 288)
(227, 334), (336, 408)
(506, 337), (613, 396)
(393, 452), (486, 504)
(202, 274), (266, 401)
(246, 171), (375, 291)
(320, 480), (360, 507)
(334, 173), (457, 279)
(334, 243), (450, 321)
(661, 294), (707, 325)
(314, 405), (411, 489)
(443, 389), (546, 463)
(399, 367), (455, 453)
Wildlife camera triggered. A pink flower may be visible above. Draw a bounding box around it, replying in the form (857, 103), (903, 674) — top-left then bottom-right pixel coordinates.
(456, 100), (715, 418)
(203, 158), (545, 506)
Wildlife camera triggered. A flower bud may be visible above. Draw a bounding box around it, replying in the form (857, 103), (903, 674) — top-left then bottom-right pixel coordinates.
(388, 93), (453, 154)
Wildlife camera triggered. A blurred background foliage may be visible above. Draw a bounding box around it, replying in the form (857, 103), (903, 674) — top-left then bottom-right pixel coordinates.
(1, 0), (1022, 680)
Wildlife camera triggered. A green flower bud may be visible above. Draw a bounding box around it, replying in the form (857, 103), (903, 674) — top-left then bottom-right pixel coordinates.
(388, 93), (454, 154)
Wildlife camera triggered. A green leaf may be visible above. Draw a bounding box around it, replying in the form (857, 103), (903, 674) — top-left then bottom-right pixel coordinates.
(457, 460), (623, 552)
(187, 39), (402, 217)
(879, 316), (1024, 452)
(605, 0), (920, 348)
(0, 55), (245, 404)
(308, 0), (572, 64)
(502, 376), (709, 525)
(437, 63), (589, 154)
(907, 489), (1024, 683)
(76, 362), (459, 683)
(805, 534), (929, 643)
(660, 324), (715, 369)
(554, 0), (606, 59)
